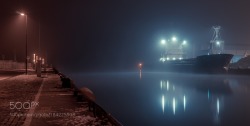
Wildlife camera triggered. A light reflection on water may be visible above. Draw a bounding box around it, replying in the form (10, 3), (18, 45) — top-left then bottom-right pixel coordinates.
(69, 72), (250, 126)
(159, 78), (225, 124)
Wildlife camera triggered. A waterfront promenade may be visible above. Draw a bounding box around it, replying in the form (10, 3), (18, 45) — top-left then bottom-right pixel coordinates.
(0, 71), (119, 126)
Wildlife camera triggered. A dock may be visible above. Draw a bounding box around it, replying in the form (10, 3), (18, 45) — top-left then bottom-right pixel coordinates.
(0, 70), (121, 126)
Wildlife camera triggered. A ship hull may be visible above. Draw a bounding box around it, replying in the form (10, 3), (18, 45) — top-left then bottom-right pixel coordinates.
(162, 54), (234, 73)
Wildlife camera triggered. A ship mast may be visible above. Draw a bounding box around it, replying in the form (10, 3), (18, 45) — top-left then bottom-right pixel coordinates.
(210, 26), (224, 54)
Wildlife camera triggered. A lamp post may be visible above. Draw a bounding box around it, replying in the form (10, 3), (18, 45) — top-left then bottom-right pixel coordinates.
(20, 12), (28, 75)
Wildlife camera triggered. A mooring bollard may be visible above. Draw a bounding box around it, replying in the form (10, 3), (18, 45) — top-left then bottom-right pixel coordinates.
(77, 95), (83, 102)
(61, 77), (71, 88)
(56, 72), (123, 125)
(79, 87), (96, 116)
(58, 73), (72, 88)
(70, 80), (79, 96)
(74, 89), (79, 96)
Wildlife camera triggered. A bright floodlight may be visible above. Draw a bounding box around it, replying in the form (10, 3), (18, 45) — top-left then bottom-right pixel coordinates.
(20, 13), (25, 16)
(182, 40), (187, 45)
(216, 41), (220, 45)
(172, 36), (177, 42)
(161, 39), (166, 45)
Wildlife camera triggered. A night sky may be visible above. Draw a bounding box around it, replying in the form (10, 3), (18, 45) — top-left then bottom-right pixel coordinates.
(1, 0), (250, 72)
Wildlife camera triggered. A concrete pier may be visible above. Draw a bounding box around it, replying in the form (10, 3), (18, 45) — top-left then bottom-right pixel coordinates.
(0, 71), (121, 126)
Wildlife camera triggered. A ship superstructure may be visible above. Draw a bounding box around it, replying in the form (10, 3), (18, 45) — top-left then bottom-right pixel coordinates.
(159, 26), (233, 73)
(209, 26), (224, 54)
(159, 37), (187, 62)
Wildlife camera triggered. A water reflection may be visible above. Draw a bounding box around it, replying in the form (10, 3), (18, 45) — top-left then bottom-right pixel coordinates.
(183, 95), (186, 111)
(173, 97), (176, 115)
(139, 70), (142, 79)
(159, 76), (232, 125)
(72, 72), (250, 126)
(162, 95), (165, 113)
(160, 80), (188, 115)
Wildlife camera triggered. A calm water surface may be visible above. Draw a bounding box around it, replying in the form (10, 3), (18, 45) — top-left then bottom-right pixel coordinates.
(69, 72), (250, 126)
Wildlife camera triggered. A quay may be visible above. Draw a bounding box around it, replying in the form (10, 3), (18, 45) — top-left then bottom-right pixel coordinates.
(0, 69), (122, 126)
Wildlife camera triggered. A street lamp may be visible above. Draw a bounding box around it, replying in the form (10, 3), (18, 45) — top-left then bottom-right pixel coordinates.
(161, 39), (166, 45)
(19, 12), (28, 74)
(33, 54), (36, 63)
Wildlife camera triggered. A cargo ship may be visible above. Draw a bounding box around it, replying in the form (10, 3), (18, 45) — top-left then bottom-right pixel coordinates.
(160, 26), (233, 73)
(162, 54), (233, 73)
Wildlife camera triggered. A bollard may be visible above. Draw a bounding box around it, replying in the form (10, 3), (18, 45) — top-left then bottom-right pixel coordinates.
(58, 73), (71, 88)
(53, 67), (59, 74)
(57, 73), (123, 126)
(77, 95), (83, 102)
(37, 60), (41, 77)
(70, 80), (79, 96)
(74, 89), (78, 96)
(61, 77), (71, 88)
(79, 87), (96, 116)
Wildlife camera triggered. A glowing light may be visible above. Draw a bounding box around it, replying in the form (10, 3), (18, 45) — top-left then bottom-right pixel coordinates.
(161, 39), (166, 45)
(20, 13), (25, 16)
(208, 90), (210, 100)
(35, 56), (38, 63)
(139, 70), (142, 79)
(33, 54), (36, 63)
(216, 41), (220, 45)
(42, 58), (45, 65)
(162, 95), (165, 113)
(167, 80), (169, 91)
(167, 57), (170, 60)
(173, 97), (176, 115)
(182, 40), (187, 45)
(183, 95), (186, 111)
(138, 63), (142, 69)
(179, 57), (182, 60)
(160, 80), (163, 90)
(217, 98), (220, 114)
(139, 63), (142, 67)
(172, 36), (177, 42)
(160, 58), (165, 62)
(173, 57), (176, 60)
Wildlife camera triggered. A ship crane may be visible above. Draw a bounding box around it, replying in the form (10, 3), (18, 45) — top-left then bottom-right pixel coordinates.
(210, 26), (224, 54)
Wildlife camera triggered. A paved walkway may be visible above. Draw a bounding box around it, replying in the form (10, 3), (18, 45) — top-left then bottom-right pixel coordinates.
(0, 70), (24, 81)
(0, 73), (116, 126)
(0, 74), (43, 126)
(0, 76), (11, 81)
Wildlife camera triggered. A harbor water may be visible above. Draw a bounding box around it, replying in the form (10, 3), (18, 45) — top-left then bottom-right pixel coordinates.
(70, 72), (250, 126)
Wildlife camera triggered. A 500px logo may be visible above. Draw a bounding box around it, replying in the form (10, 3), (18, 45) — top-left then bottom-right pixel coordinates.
(10, 102), (39, 110)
